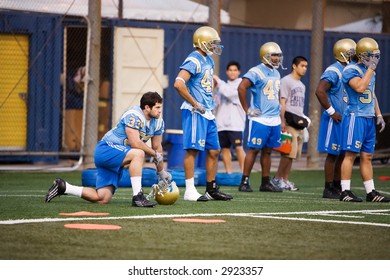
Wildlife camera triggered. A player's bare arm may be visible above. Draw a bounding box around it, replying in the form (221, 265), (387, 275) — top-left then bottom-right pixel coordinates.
(174, 69), (197, 107)
(151, 134), (164, 172)
(280, 98), (287, 130)
(315, 80), (342, 122)
(238, 78), (251, 113)
(125, 126), (156, 157)
(348, 68), (375, 94)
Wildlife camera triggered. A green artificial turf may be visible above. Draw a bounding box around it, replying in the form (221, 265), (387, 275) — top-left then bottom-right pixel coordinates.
(0, 168), (389, 260)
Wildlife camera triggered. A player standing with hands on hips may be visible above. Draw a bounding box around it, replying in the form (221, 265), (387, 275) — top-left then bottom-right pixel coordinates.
(238, 42), (285, 193)
(174, 26), (233, 202)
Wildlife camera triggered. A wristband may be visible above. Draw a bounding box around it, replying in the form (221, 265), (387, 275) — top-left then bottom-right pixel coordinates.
(326, 106), (335, 116)
(175, 77), (186, 83)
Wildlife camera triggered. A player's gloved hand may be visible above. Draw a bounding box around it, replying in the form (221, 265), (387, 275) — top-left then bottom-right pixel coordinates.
(367, 55), (380, 70)
(193, 102), (206, 114)
(247, 107), (261, 117)
(153, 151), (164, 166)
(157, 169), (172, 183)
(376, 115), (385, 133)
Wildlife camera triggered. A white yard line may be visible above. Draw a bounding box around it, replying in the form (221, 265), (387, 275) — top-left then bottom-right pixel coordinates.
(0, 209), (389, 227)
(249, 215), (390, 227)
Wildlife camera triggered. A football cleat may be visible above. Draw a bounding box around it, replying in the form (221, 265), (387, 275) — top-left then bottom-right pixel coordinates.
(260, 182), (283, 192)
(238, 182), (253, 192)
(205, 182), (233, 201)
(184, 190), (208, 202)
(366, 190), (390, 203)
(205, 189), (233, 201)
(45, 178), (66, 203)
(339, 190), (363, 202)
(322, 187), (341, 199)
(132, 191), (156, 207)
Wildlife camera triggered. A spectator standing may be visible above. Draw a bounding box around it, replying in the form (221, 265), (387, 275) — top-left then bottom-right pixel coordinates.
(213, 61), (246, 173)
(271, 56), (309, 191)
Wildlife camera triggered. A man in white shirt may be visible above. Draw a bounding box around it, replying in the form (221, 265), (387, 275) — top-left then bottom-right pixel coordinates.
(213, 61), (246, 174)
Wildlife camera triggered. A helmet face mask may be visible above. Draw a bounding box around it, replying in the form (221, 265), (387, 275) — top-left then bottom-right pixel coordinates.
(359, 50), (380, 68)
(356, 37), (380, 67)
(333, 38), (356, 63)
(260, 42), (284, 69)
(150, 179), (180, 205)
(203, 39), (223, 56)
(193, 26), (223, 56)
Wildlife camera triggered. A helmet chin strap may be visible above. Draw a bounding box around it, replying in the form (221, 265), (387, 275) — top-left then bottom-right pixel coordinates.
(340, 52), (349, 64)
(198, 41), (212, 55)
(264, 56), (285, 70)
(263, 57), (274, 68)
(146, 185), (156, 200)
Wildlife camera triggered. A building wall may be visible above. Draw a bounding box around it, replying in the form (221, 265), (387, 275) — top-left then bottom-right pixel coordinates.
(193, 0), (383, 30)
(1, 11), (389, 160)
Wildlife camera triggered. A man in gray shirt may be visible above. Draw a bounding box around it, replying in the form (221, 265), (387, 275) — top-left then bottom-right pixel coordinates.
(272, 56), (309, 191)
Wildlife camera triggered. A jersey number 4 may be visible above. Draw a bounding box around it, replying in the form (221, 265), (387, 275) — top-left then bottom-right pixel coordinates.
(201, 69), (213, 93)
(263, 80), (280, 100)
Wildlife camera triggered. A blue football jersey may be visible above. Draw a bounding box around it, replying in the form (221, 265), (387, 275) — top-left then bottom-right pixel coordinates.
(179, 51), (215, 110)
(102, 106), (164, 145)
(342, 62), (376, 117)
(243, 63), (281, 117)
(320, 61), (348, 113)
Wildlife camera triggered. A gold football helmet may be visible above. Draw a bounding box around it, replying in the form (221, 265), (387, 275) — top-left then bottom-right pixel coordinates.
(356, 37), (380, 63)
(193, 26), (223, 56)
(333, 38), (356, 63)
(259, 42), (283, 69)
(148, 180), (179, 205)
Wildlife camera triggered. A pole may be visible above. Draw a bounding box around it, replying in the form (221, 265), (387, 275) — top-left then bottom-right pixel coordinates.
(118, 0), (123, 19)
(383, 0), (390, 33)
(83, 0), (101, 168)
(208, 0), (221, 76)
(307, 0), (324, 168)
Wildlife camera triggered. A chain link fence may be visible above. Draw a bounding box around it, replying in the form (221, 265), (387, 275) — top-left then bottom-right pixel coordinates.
(0, 2), (113, 168)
